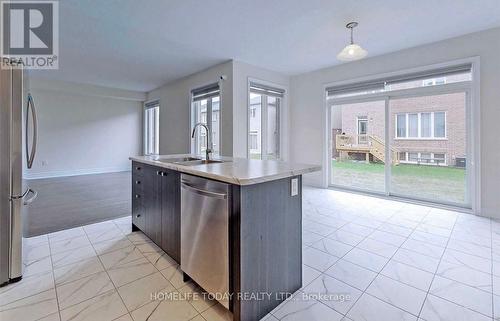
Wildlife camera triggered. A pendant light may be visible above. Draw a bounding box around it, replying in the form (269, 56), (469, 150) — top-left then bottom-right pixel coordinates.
(337, 22), (368, 62)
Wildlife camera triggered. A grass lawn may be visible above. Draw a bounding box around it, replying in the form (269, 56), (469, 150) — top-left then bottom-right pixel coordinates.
(331, 160), (466, 204)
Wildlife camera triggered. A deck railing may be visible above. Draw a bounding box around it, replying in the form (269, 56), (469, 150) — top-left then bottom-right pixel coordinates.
(335, 134), (400, 164)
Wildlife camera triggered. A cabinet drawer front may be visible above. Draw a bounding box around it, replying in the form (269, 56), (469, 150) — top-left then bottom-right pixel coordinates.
(132, 162), (144, 175)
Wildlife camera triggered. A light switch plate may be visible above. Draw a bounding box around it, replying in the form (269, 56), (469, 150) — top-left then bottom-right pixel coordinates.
(291, 178), (299, 196)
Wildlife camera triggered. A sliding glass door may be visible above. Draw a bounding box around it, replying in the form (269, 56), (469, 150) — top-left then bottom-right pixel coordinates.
(330, 99), (386, 193)
(327, 64), (473, 208)
(389, 92), (468, 205)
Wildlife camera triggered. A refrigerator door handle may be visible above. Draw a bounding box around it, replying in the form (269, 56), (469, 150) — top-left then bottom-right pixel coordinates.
(23, 188), (37, 206)
(26, 93), (38, 169)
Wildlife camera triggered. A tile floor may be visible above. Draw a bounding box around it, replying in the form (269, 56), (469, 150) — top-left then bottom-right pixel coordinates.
(1, 186), (499, 321)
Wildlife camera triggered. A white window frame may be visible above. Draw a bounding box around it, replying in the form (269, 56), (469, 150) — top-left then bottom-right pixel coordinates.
(247, 80), (285, 160)
(324, 57), (480, 213)
(399, 152), (447, 166)
(190, 89), (221, 156)
(144, 101), (160, 155)
(394, 111), (447, 140)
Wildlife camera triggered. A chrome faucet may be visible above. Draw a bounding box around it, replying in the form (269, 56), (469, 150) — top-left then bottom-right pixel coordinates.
(191, 123), (212, 160)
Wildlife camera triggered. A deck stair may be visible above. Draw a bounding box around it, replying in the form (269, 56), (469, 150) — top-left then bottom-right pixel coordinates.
(335, 134), (400, 165)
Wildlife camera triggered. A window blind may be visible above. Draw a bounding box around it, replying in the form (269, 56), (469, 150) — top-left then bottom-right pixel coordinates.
(192, 83), (220, 101)
(145, 100), (159, 109)
(249, 82), (285, 98)
(326, 63), (472, 97)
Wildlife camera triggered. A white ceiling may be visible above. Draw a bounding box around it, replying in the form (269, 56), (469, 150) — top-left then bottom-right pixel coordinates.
(31, 0), (500, 92)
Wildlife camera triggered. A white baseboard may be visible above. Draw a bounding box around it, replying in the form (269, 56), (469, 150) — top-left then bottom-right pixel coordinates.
(24, 166), (131, 180)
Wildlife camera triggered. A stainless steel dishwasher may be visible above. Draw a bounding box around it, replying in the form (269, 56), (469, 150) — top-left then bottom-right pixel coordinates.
(180, 174), (230, 309)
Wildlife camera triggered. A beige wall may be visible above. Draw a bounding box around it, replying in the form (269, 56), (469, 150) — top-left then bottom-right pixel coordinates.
(26, 79), (145, 179)
(290, 27), (500, 217)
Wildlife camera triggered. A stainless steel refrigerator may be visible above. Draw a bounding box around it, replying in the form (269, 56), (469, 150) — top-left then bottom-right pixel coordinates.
(0, 64), (38, 286)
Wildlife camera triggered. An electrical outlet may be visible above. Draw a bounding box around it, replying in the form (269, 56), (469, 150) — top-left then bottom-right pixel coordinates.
(291, 178), (298, 196)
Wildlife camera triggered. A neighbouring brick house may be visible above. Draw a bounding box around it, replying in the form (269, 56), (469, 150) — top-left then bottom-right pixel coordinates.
(332, 75), (468, 167)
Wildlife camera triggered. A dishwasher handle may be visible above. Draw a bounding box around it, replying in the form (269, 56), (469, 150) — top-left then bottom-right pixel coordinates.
(181, 182), (227, 199)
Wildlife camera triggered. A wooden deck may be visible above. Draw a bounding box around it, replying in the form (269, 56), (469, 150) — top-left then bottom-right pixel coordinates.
(335, 135), (400, 165)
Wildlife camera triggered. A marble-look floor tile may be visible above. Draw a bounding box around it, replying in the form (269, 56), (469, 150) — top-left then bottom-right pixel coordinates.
(87, 228), (124, 245)
(346, 293), (417, 321)
(51, 245), (96, 268)
(112, 314), (133, 321)
(24, 242), (51, 263)
(303, 274), (362, 314)
(436, 259), (492, 292)
(392, 248), (440, 273)
(126, 232), (153, 246)
(441, 249), (492, 275)
(23, 255), (53, 277)
(302, 231), (324, 246)
(325, 259), (377, 291)
(429, 275), (492, 317)
(401, 239), (445, 259)
(420, 294), (491, 321)
(356, 238), (399, 258)
(365, 274), (426, 315)
(99, 246), (144, 270)
(130, 296), (199, 321)
(200, 303), (233, 321)
(368, 230), (406, 247)
(302, 265), (322, 288)
(49, 235), (92, 255)
(54, 257), (104, 285)
(56, 271), (114, 310)
(92, 237), (134, 256)
(446, 238), (492, 260)
(0, 289), (58, 321)
(23, 235), (48, 248)
(303, 247), (339, 272)
(327, 230), (364, 246)
(381, 260), (434, 292)
(59, 290), (127, 321)
(409, 230), (448, 247)
(377, 223), (413, 237)
(49, 227), (86, 243)
(83, 221), (118, 235)
(272, 293), (343, 321)
(117, 272), (174, 311)
(311, 238), (353, 258)
(178, 282), (217, 313)
(160, 265), (188, 289)
(338, 223), (375, 238)
(106, 257), (157, 287)
(0, 271), (54, 306)
(343, 248), (389, 273)
(260, 314), (279, 321)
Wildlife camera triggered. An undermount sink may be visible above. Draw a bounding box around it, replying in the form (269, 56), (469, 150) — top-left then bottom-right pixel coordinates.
(176, 159), (225, 166)
(156, 157), (201, 163)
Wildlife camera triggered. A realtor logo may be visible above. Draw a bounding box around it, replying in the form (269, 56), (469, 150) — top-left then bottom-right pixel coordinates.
(1, 0), (59, 69)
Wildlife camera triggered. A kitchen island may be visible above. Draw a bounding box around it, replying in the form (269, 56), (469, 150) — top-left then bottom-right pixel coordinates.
(129, 154), (320, 321)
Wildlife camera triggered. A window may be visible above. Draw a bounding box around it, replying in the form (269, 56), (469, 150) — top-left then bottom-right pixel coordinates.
(408, 114), (418, 138)
(144, 101), (159, 155)
(434, 112), (446, 138)
(421, 113), (431, 137)
(249, 131), (258, 150)
(191, 83), (220, 155)
(248, 82), (283, 160)
(399, 152), (447, 165)
(395, 112), (446, 139)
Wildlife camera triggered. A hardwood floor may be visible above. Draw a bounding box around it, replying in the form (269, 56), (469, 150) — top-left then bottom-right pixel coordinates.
(24, 171), (131, 237)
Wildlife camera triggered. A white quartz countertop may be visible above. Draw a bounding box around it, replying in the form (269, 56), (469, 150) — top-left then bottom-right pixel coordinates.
(129, 154), (321, 186)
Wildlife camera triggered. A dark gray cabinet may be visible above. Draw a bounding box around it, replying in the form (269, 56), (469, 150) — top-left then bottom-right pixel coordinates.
(132, 162), (180, 263)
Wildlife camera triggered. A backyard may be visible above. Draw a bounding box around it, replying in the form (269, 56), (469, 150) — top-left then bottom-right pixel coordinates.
(331, 160), (466, 204)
